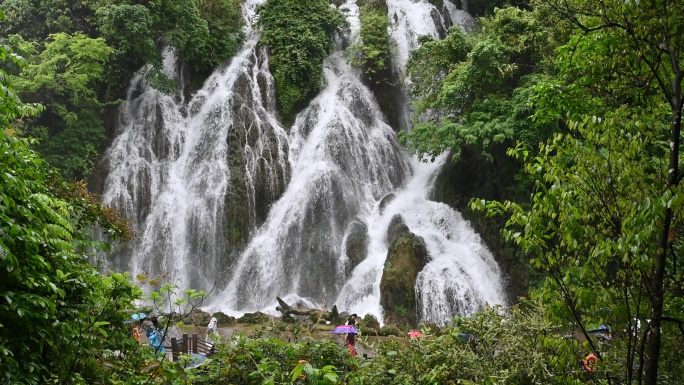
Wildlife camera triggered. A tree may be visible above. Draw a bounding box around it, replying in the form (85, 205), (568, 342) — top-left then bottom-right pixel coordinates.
(472, 0), (684, 380)
(529, 0), (684, 383)
(400, 7), (558, 164)
(0, 24), (140, 384)
(11, 32), (113, 179)
(345, 0), (391, 85)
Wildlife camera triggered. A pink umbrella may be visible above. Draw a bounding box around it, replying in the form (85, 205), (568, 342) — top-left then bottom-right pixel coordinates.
(332, 325), (358, 334)
(408, 330), (422, 339)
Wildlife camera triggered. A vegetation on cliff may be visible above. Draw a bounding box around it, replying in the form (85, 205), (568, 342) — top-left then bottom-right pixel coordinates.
(255, 0), (347, 124)
(346, 0), (391, 85)
(1, 0), (245, 180)
(402, 0), (684, 382)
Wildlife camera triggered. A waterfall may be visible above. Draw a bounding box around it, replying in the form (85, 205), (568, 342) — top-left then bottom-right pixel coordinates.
(99, 0), (505, 325)
(98, 0), (289, 290)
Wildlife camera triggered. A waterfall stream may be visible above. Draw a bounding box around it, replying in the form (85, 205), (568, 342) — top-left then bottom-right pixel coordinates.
(99, 0), (505, 325)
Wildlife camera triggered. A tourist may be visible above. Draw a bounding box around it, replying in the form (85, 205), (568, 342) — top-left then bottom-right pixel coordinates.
(148, 317), (166, 356)
(206, 317), (218, 342)
(345, 314), (358, 351)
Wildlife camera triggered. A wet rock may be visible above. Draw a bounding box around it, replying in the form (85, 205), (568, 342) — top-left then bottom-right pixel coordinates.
(345, 219), (369, 276)
(380, 231), (428, 327)
(237, 311), (272, 324)
(387, 214), (409, 245)
(188, 309), (212, 325)
(211, 311), (237, 326)
(378, 193), (396, 214)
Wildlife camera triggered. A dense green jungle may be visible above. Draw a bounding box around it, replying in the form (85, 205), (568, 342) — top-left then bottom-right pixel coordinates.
(1, 0), (684, 384)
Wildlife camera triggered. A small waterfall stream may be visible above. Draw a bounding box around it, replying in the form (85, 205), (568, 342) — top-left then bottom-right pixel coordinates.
(99, 0), (505, 325)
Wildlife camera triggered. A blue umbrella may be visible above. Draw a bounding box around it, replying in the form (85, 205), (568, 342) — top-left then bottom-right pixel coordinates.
(131, 312), (147, 321)
(332, 325), (357, 334)
(588, 324), (610, 333)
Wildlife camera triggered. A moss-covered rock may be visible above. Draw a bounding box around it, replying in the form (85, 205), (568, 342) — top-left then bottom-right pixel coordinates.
(237, 311), (272, 324)
(387, 214), (409, 245)
(212, 311), (237, 326)
(221, 50), (290, 284)
(380, 231), (428, 327)
(188, 309), (212, 325)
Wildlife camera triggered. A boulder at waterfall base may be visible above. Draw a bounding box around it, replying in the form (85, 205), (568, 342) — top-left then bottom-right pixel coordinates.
(380, 230), (428, 327)
(345, 219), (369, 276)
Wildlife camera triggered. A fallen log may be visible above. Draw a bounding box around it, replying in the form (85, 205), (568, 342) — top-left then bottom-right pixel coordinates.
(275, 297), (332, 319)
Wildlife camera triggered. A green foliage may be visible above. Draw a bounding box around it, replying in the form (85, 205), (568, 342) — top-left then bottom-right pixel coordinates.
(379, 324), (402, 336)
(96, 4), (156, 62)
(0, 37), (142, 384)
(11, 32), (113, 179)
(0, 131), (141, 384)
(194, 0), (245, 74)
(238, 311), (273, 325)
(255, 0), (347, 122)
(346, 301), (583, 385)
(0, 32), (42, 132)
(470, 0), (684, 382)
(194, 336), (352, 384)
(346, 3), (391, 84)
(362, 313), (380, 331)
(472, 111), (684, 382)
(0, 0), (46, 41)
(401, 7), (556, 163)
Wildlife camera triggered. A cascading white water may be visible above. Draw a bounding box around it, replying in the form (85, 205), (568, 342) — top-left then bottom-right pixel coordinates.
(98, 0), (289, 290)
(100, 0), (506, 325)
(334, 153), (505, 325)
(214, 1), (411, 310)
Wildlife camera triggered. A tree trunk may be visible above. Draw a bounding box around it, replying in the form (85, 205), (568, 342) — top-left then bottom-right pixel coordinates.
(646, 67), (683, 385)
(275, 297), (331, 318)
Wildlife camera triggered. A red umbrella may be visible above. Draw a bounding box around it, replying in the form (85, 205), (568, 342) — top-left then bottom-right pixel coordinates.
(408, 330), (422, 339)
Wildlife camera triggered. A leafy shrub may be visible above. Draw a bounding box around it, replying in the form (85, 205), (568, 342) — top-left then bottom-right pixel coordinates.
(238, 311), (272, 324)
(0, 101), (139, 385)
(255, 0), (347, 122)
(346, 2), (391, 84)
(195, 336), (354, 384)
(213, 311), (237, 326)
(362, 313), (381, 331)
(379, 324), (402, 336)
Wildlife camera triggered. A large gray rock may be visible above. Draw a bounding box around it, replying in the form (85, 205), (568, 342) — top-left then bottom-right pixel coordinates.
(380, 230), (428, 327)
(345, 219), (369, 277)
(387, 214), (409, 245)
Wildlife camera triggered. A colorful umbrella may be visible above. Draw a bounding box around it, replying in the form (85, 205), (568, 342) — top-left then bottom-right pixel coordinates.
(130, 312), (147, 321)
(408, 330), (422, 339)
(332, 325), (358, 334)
